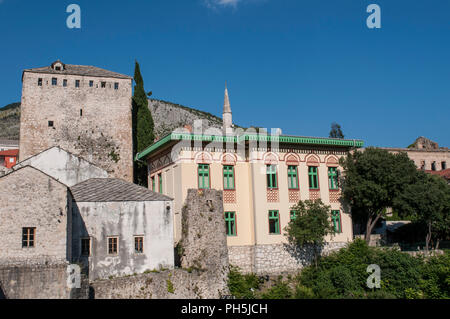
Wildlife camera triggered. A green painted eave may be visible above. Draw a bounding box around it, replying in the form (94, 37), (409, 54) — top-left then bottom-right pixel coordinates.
(135, 133), (364, 161)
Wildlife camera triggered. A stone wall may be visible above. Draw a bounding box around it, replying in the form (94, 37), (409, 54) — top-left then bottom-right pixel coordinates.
(19, 71), (133, 182)
(0, 261), (88, 299)
(229, 242), (348, 275)
(0, 166), (71, 263)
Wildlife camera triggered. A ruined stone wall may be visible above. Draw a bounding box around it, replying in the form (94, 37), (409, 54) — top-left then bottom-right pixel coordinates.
(0, 166), (71, 263)
(19, 72), (133, 182)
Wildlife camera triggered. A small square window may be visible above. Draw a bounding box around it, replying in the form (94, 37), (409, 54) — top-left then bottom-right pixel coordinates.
(63, 79), (67, 87)
(81, 238), (91, 256)
(75, 80), (80, 88)
(48, 121), (54, 127)
(134, 236), (144, 254)
(89, 81), (94, 87)
(55, 66), (61, 71)
(52, 78), (57, 86)
(114, 83), (119, 90)
(22, 227), (36, 248)
(101, 82), (106, 88)
(107, 237), (118, 255)
(38, 78), (42, 86)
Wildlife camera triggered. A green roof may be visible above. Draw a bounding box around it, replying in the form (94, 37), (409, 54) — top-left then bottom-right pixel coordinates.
(135, 133), (364, 161)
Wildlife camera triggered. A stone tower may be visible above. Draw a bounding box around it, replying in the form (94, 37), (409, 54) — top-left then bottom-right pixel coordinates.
(19, 60), (133, 182)
(222, 83), (233, 135)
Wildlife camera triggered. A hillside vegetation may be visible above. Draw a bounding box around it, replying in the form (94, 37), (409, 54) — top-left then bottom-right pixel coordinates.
(0, 99), (232, 141)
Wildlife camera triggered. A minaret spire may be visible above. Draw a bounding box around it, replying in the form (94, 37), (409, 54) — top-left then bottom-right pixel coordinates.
(222, 82), (233, 134)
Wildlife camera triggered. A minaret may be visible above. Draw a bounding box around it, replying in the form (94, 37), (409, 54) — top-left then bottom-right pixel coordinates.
(223, 82), (233, 135)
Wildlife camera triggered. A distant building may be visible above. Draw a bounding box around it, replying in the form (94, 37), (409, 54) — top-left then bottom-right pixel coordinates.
(19, 60), (134, 182)
(0, 140), (19, 152)
(380, 137), (449, 172)
(0, 149), (18, 169)
(136, 85), (364, 274)
(0, 148), (174, 280)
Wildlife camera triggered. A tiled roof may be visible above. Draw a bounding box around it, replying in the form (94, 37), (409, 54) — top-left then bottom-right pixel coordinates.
(24, 64), (132, 80)
(0, 149), (19, 156)
(70, 178), (172, 202)
(0, 140), (19, 146)
(426, 169), (450, 180)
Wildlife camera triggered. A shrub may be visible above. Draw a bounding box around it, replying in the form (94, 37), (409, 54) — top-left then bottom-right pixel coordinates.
(259, 279), (293, 299)
(227, 266), (260, 299)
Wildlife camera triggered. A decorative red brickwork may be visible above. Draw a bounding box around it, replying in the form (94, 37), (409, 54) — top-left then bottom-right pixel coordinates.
(289, 189), (300, 203)
(309, 190), (321, 201)
(329, 190), (341, 203)
(223, 190), (236, 203)
(267, 189), (279, 202)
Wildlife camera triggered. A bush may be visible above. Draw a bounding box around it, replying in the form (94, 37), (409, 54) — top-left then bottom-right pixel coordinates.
(227, 266), (260, 299)
(259, 279), (293, 299)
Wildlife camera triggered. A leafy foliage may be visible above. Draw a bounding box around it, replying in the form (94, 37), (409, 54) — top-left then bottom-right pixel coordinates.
(329, 122), (344, 138)
(132, 61), (155, 187)
(227, 266), (260, 299)
(393, 172), (450, 251)
(285, 199), (336, 267)
(339, 148), (418, 242)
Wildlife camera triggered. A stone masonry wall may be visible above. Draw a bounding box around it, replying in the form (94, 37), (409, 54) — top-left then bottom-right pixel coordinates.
(19, 71), (133, 182)
(229, 242), (348, 275)
(0, 166), (70, 263)
(0, 261), (88, 299)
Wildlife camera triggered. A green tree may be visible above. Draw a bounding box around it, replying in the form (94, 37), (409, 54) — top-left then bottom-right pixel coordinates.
(394, 172), (450, 252)
(132, 61), (155, 187)
(339, 148), (418, 244)
(329, 122), (344, 139)
(285, 199), (336, 267)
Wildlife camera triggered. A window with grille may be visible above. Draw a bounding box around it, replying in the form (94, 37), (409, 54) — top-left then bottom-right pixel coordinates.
(108, 237), (118, 255)
(223, 165), (235, 190)
(225, 212), (237, 236)
(266, 165), (278, 189)
(22, 228), (36, 248)
(308, 166), (319, 189)
(268, 211), (280, 234)
(331, 210), (342, 233)
(328, 167), (338, 190)
(134, 236), (144, 254)
(198, 164), (210, 189)
(287, 166), (299, 189)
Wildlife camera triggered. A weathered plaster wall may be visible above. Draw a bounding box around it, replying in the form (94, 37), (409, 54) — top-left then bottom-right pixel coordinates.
(15, 146), (107, 187)
(19, 72), (133, 182)
(0, 166), (71, 263)
(90, 189), (230, 299)
(72, 200), (174, 281)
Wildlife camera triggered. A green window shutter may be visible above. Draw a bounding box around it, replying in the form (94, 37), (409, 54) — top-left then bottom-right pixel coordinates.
(308, 166), (319, 189)
(225, 212), (237, 236)
(269, 210), (280, 234)
(266, 165), (278, 189)
(223, 165), (235, 190)
(158, 174), (162, 193)
(288, 166), (299, 189)
(151, 177), (155, 192)
(331, 210), (342, 233)
(290, 210), (297, 221)
(198, 164), (210, 189)
(328, 167), (338, 190)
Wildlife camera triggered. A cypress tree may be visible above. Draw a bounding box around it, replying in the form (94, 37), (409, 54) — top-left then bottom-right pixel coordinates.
(132, 61), (155, 187)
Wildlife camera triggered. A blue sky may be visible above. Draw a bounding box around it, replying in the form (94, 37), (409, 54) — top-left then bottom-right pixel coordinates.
(0, 0), (449, 147)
